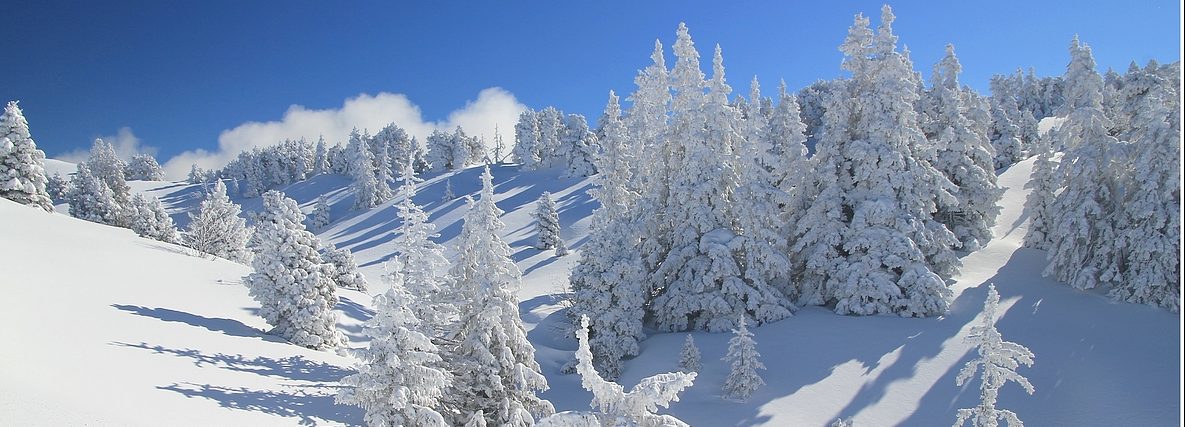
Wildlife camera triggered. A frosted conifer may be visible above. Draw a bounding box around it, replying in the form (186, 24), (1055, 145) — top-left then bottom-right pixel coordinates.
(130, 194), (179, 243)
(388, 160), (455, 337)
(558, 114), (598, 177)
(954, 285), (1035, 427)
(349, 129), (382, 210)
(185, 180), (251, 263)
(0, 101), (53, 211)
(534, 192), (563, 251)
(85, 138), (131, 225)
(312, 136), (329, 175)
(323, 242), (368, 292)
(188, 164), (205, 185)
(722, 316), (765, 401)
(66, 163), (120, 225)
(678, 335), (701, 373)
(513, 110), (542, 169)
(244, 190), (346, 350)
(125, 154), (165, 181)
(310, 195), (331, 230)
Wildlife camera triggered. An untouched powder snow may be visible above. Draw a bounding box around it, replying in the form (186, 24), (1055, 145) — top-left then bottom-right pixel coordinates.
(2, 160), (1178, 426)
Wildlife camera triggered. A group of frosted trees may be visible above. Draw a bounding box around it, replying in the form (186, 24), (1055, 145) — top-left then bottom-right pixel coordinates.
(513, 107), (598, 177)
(1024, 38), (1181, 312)
(562, 7), (1006, 378)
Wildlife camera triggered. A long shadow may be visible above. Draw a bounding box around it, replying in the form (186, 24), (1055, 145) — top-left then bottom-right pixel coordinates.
(159, 382), (361, 426)
(337, 295), (375, 322)
(112, 341), (352, 382)
(112, 304), (282, 343)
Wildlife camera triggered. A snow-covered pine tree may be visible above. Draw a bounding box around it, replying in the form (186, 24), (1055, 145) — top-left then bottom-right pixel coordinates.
(792, 7), (960, 317)
(312, 136), (329, 176)
(1110, 80), (1181, 311)
(544, 315), (694, 427)
(188, 164), (206, 185)
(185, 180), (252, 263)
(533, 192), (563, 251)
(67, 162), (120, 225)
(442, 178), (455, 201)
(678, 334), (701, 373)
(513, 110), (542, 169)
(989, 75), (1026, 169)
(1043, 37), (1124, 291)
(567, 92), (648, 380)
(628, 40), (675, 295)
(928, 44), (1003, 251)
(388, 160), (455, 337)
(558, 114), (598, 177)
(46, 172), (68, 202)
(1021, 131), (1059, 250)
(336, 259), (450, 427)
(491, 124), (509, 164)
(450, 126), (474, 171)
(125, 154), (165, 181)
(650, 31), (791, 332)
(445, 166), (554, 425)
(372, 134), (395, 203)
(244, 190), (346, 350)
(425, 129), (453, 172)
(85, 138), (131, 226)
(0, 101), (53, 211)
(310, 195), (331, 230)
(954, 285), (1035, 427)
(130, 193), (179, 243)
(722, 316), (765, 402)
(349, 129), (382, 210)
(536, 107), (565, 168)
(323, 242), (368, 292)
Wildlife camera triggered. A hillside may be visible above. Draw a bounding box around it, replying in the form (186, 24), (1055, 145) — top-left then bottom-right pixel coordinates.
(1, 158), (1179, 426)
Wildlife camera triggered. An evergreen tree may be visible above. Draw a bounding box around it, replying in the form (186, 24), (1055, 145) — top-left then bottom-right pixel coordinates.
(45, 172), (68, 202)
(442, 178), (455, 201)
(310, 195), (331, 231)
(312, 136), (330, 176)
(373, 136), (395, 203)
(792, 7), (959, 317)
(125, 154), (166, 181)
(388, 160), (455, 337)
(1022, 132), (1058, 250)
(954, 285), (1035, 427)
(67, 162), (120, 225)
(678, 335), (701, 373)
(928, 44), (1003, 251)
(0, 101), (53, 211)
(425, 129), (454, 172)
(445, 167), (554, 425)
(188, 164), (205, 185)
(130, 193), (179, 243)
(533, 192), (563, 251)
(536, 107), (565, 168)
(989, 75), (1026, 169)
(350, 129), (382, 210)
(85, 138), (131, 226)
(513, 110), (542, 169)
(337, 261), (449, 427)
(1044, 37), (1123, 291)
(722, 316), (765, 402)
(450, 126), (474, 171)
(1110, 81), (1181, 311)
(558, 114), (598, 177)
(185, 180), (252, 263)
(244, 190), (346, 350)
(491, 124), (509, 164)
(323, 242), (368, 292)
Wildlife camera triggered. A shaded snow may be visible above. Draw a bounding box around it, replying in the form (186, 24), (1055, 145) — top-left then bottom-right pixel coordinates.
(4, 159), (1179, 426)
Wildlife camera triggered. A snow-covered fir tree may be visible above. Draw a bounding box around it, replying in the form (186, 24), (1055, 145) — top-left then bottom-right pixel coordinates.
(322, 242), (368, 292)
(67, 162), (120, 225)
(425, 129), (454, 172)
(791, 7), (959, 317)
(678, 335), (701, 373)
(954, 285), (1035, 427)
(125, 154), (165, 181)
(336, 261), (449, 427)
(927, 44), (1003, 251)
(312, 136), (329, 176)
(539, 315), (694, 427)
(45, 172), (68, 202)
(1110, 78), (1181, 311)
(536, 107), (565, 168)
(84, 138), (131, 226)
(491, 124), (509, 164)
(442, 178), (455, 201)
(371, 134), (395, 203)
(0, 100), (53, 211)
(533, 192), (563, 251)
(244, 190), (346, 350)
(310, 195), (331, 230)
(722, 316), (765, 402)
(567, 92), (649, 379)
(988, 75), (1026, 169)
(445, 166), (554, 425)
(558, 114), (598, 177)
(185, 180), (251, 263)
(388, 160), (455, 337)
(130, 193), (179, 243)
(188, 164), (206, 185)
(1021, 132), (1059, 250)
(349, 129), (382, 210)
(513, 110), (542, 169)
(1043, 37), (1124, 291)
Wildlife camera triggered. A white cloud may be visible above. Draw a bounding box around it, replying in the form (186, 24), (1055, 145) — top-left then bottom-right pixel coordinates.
(161, 87), (527, 179)
(56, 127), (158, 164)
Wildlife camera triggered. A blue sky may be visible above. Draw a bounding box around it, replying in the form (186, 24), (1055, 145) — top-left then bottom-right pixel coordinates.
(2, 1), (1179, 176)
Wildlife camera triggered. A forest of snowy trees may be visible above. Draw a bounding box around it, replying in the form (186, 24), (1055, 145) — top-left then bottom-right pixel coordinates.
(0, 4), (1178, 426)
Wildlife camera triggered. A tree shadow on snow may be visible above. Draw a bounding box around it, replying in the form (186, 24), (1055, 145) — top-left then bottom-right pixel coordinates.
(158, 382), (361, 426)
(112, 341), (352, 382)
(112, 304), (284, 344)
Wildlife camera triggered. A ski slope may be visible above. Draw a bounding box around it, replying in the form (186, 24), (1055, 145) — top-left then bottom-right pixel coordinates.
(1, 157), (1179, 426)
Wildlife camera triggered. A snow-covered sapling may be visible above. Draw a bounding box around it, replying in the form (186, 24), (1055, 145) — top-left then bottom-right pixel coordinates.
(534, 192), (564, 252)
(442, 178), (455, 201)
(954, 284), (1035, 427)
(310, 195), (331, 230)
(722, 316), (765, 401)
(679, 335), (701, 373)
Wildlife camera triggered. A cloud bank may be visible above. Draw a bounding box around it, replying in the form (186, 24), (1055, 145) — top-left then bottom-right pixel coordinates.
(161, 87), (526, 179)
(56, 127), (158, 164)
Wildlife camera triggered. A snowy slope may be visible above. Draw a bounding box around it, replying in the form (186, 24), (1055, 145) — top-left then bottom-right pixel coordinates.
(4, 158), (1179, 426)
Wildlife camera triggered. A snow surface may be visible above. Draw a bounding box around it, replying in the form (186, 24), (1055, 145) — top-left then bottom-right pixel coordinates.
(2, 159), (1179, 426)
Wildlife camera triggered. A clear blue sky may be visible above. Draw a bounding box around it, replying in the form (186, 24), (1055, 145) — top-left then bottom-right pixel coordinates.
(3, 0), (1179, 162)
